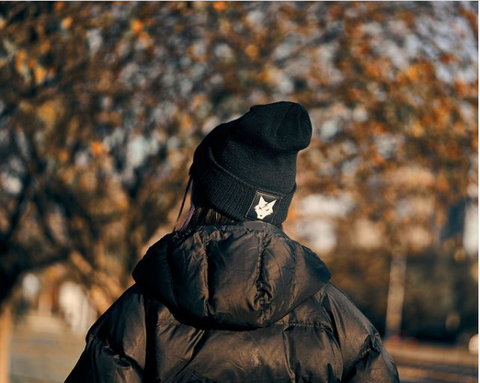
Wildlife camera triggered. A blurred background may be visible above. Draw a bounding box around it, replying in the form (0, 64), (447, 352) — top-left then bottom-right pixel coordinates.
(0, 2), (477, 382)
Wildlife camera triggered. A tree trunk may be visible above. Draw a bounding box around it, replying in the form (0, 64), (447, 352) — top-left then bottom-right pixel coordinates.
(0, 302), (12, 383)
(385, 249), (407, 339)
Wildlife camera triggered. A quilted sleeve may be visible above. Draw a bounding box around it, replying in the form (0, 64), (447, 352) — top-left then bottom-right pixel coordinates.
(65, 284), (152, 383)
(323, 283), (400, 383)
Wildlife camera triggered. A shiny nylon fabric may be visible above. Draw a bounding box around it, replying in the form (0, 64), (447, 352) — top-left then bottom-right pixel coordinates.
(66, 221), (399, 382)
(133, 221), (331, 330)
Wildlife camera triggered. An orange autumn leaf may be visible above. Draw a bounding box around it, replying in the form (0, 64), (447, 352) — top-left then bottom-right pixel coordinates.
(131, 19), (144, 34)
(54, 2), (65, 10)
(62, 17), (73, 30)
(15, 50), (27, 72)
(436, 173), (449, 192)
(372, 152), (384, 166)
(405, 65), (419, 82)
(180, 114), (193, 132)
(246, 44), (258, 58)
(38, 101), (58, 128)
(58, 150), (69, 163)
(91, 141), (104, 156)
(34, 65), (47, 85)
(440, 53), (456, 64)
(40, 40), (51, 54)
(213, 1), (227, 12)
(454, 81), (468, 98)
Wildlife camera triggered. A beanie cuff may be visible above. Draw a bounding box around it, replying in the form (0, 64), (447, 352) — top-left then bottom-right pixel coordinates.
(193, 147), (295, 225)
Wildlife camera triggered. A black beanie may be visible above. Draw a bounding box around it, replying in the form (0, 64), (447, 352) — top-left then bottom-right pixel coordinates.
(189, 101), (312, 225)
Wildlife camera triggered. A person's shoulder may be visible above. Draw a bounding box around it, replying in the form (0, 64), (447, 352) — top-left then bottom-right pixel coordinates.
(111, 283), (147, 308)
(86, 284), (165, 341)
(100, 284), (152, 319)
(322, 283), (377, 331)
(322, 284), (400, 381)
(279, 282), (373, 330)
(66, 284), (157, 382)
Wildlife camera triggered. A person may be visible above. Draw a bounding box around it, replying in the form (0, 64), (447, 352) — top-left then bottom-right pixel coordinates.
(65, 101), (399, 382)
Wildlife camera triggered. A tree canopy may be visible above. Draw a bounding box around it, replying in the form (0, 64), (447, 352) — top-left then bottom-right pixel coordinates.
(0, 2), (477, 336)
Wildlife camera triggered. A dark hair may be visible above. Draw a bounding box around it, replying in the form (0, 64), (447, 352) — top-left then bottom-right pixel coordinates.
(176, 178), (237, 232)
(178, 204), (237, 232)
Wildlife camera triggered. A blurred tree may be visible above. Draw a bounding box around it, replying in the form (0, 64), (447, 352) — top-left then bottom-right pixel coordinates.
(402, 247), (478, 341)
(285, 1), (477, 336)
(0, 1), (477, 353)
(0, 1), (219, 312)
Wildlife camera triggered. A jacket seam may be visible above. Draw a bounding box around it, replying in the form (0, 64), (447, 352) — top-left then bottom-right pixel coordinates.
(349, 339), (377, 370)
(201, 230), (214, 317)
(163, 237), (181, 309)
(87, 333), (140, 366)
(276, 321), (331, 330)
(320, 282), (332, 304)
(156, 320), (183, 325)
(254, 229), (268, 324)
(154, 320), (332, 330)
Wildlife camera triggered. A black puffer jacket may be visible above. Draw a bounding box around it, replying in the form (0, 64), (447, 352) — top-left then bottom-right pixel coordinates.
(66, 221), (399, 382)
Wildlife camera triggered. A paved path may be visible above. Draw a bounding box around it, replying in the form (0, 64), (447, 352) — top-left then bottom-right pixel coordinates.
(9, 313), (479, 383)
(9, 314), (85, 383)
(387, 342), (478, 383)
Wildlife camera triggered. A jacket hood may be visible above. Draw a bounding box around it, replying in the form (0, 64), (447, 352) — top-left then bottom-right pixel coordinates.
(132, 221), (331, 330)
